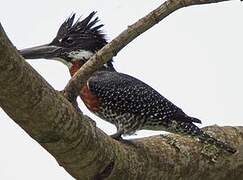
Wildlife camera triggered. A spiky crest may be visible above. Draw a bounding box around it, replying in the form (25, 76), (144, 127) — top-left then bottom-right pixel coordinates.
(51, 11), (107, 51)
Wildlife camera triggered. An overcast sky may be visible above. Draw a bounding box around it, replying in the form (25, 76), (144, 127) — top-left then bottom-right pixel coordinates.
(0, 0), (243, 179)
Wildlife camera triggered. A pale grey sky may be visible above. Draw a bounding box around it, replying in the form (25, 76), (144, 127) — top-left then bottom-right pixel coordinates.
(0, 0), (243, 179)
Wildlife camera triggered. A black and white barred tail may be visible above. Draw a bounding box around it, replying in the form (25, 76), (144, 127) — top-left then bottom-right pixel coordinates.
(171, 121), (236, 153)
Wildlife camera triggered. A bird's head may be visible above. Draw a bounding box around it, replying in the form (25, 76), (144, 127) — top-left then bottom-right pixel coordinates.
(19, 12), (114, 76)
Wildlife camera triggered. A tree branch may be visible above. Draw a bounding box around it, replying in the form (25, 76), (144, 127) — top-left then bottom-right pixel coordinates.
(64, 0), (232, 97)
(0, 0), (242, 179)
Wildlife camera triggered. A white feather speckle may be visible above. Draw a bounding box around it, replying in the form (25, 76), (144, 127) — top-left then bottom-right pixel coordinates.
(68, 50), (93, 60)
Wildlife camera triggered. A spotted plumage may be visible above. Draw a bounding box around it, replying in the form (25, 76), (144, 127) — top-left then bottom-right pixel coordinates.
(82, 70), (236, 153)
(86, 70), (200, 134)
(19, 12), (236, 153)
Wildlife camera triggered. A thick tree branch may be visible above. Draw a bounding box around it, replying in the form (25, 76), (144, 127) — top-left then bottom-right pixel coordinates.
(0, 23), (243, 180)
(0, 0), (242, 179)
(64, 0), (232, 97)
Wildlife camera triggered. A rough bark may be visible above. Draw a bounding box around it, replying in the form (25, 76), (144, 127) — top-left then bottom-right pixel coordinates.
(0, 0), (242, 180)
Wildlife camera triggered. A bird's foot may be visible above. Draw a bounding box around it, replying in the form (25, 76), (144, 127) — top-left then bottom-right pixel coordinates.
(110, 134), (137, 147)
(110, 133), (123, 141)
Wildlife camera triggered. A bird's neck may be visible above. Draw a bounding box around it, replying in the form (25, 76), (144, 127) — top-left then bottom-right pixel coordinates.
(69, 59), (115, 77)
(69, 60), (85, 76)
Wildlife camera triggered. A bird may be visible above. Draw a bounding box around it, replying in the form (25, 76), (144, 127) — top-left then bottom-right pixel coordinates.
(19, 12), (236, 153)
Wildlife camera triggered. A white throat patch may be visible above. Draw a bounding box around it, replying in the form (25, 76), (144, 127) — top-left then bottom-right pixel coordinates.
(52, 50), (94, 69)
(68, 50), (94, 60)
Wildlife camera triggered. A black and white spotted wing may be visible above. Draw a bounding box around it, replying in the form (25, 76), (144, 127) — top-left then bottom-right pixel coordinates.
(87, 71), (201, 129)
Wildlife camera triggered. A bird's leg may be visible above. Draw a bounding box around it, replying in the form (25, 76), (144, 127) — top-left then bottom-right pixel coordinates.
(110, 129), (124, 140)
(110, 129), (138, 146)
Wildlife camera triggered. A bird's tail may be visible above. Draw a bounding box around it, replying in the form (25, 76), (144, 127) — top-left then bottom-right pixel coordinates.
(198, 130), (236, 153)
(171, 121), (236, 153)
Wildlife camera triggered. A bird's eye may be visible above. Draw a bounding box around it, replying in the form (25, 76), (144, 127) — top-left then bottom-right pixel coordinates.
(65, 37), (74, 44)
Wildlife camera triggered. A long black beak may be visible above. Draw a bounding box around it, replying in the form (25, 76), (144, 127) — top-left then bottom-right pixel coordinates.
(19, 44), (61, 59)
